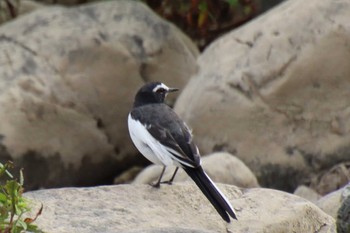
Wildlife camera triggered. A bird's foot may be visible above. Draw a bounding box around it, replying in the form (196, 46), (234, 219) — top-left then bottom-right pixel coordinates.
(160, 180), (173, 185)
(149, 181), (161, 188)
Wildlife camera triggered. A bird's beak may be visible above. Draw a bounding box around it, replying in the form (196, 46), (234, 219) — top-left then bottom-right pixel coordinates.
(168, 87), (179, 93)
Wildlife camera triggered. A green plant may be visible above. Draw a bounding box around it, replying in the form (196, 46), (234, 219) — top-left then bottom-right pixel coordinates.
(142, 0), (258, 50)
(0, 161), (43, 233)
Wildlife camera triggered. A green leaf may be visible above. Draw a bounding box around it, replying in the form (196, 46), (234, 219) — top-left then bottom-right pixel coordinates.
(0, 193), (7, 203)
(244, 6), (252, 15)
(179, 2), (190, 13)
(15, 219), (28, 231)
(198, 0), (207, 12)
(0, 162), (13, 179)
(5, 180), (20, 196)
(19, 169), (24, 186)
(226, 0), (239, 7)
(0, 162), (43, 232)
(0, 208), (9, 221)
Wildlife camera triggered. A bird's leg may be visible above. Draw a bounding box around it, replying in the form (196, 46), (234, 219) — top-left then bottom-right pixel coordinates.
(161, 167), (179, 185)
(150, 166), (166, 188)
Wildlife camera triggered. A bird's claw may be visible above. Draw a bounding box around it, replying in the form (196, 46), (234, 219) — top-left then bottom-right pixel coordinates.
(149, 181), (161, 188)
(160, 180), (173, 185)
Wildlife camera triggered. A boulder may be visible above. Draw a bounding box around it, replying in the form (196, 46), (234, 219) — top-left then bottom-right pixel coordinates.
(25, 184), (335, 233)
(175, 0), (350, 191)
(337, 191), (350, 233)
(19, 0), (45, 15)
(294, 185), (321, 203)
(0, 0), (198, 189)
(317, 184), (350, 219)
(114, 166), (143, 184)
(310, 162), (350, 195)
(0, 0), (20, 24)
(32, 0), (93, 6)
(133, 152), (259, 188)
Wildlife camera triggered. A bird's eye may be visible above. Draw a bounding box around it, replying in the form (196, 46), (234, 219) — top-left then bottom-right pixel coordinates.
(156, 88), (165, 94)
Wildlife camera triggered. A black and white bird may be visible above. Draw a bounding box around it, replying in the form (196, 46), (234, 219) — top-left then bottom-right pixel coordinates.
(128, 82), (237, 223)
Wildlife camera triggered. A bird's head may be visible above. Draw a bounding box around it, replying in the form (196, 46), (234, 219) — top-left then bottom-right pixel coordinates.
(133, 82), (179, 107)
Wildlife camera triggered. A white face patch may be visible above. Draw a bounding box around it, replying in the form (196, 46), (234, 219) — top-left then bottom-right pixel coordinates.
(152, 83), (169, 93)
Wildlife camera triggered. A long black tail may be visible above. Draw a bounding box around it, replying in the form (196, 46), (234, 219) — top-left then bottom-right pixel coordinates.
(184, 166), (237, 222)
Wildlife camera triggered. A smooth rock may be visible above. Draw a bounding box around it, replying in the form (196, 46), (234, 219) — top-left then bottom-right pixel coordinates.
(175, 0), (350, 192)
(310, 162), (350, 195)
(0, 0), (198, 189)
(317, 187), (344, 219)
(294, 185), (321, 203)
(114, 166), (144, 184)
(133, 152), (259, 188)
(32, 0), (93, 5)
(19, 0), (45, 15)
(25, 184), (335, 233)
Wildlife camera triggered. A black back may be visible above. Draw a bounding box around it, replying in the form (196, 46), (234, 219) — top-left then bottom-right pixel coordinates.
(130, 104), (200, 168)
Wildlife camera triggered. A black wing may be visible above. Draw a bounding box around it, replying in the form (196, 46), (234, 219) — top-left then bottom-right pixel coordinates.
(130, 104), (200, 168)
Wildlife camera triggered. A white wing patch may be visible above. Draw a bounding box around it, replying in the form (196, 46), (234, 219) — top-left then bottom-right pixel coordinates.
(128, 114), (194, 167)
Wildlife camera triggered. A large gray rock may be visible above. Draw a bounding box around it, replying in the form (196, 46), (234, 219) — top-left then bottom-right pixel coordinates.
(19, 0), (44, 15)
(32, 0), (93, 5)
(317, 184), (350, 220)
(175, 0), (350, 191)
(25, 184), (335, 233)
(0, 0), (198, 189)
(337, 193), (350, 233)
(294, 185), (321, 204)
(133, 152), (259, 188)
(310, 162), (350, 195)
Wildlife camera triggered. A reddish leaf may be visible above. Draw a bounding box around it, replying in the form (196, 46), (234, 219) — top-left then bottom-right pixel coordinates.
(24, 204), (43, 224)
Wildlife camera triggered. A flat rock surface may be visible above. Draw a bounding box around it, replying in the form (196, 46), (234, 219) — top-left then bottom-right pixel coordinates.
(25, 184), (335, 233)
